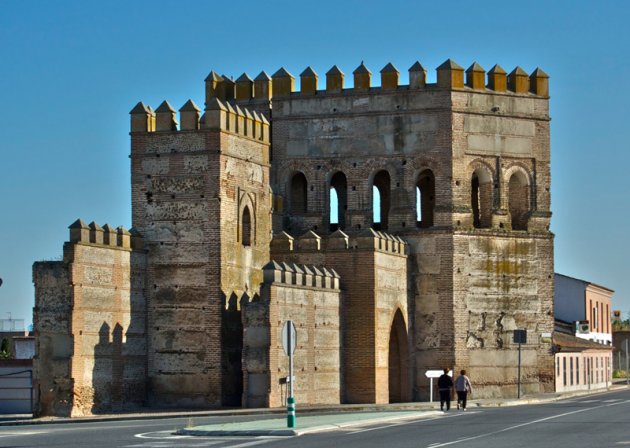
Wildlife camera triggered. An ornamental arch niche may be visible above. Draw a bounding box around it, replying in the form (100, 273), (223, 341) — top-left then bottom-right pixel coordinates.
(470, 164), (493, 229)
(507, 168), (531, 231)
(238, 191), (256, 246)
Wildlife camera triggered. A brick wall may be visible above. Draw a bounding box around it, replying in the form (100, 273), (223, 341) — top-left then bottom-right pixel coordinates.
(242, 262), (341, 407)
(33, 225), (147, 416)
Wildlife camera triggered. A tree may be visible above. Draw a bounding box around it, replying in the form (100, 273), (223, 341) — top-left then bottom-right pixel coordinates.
(0, 338), (10, 359)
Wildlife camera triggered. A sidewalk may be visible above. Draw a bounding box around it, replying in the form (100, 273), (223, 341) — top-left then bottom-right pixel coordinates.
(1, 384), (626, 431)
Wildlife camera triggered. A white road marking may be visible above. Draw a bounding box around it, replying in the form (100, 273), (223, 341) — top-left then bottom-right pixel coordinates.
(426, 399), (630, 447)
(135, 430), (192, 439)
(577, 399), (599, 403)
(604, 399), (621, 402)
(225, 440), (276, 447)
(345, 411), (475, 435)
(0, 430), (45, 437)
(132, 431), (277, 447)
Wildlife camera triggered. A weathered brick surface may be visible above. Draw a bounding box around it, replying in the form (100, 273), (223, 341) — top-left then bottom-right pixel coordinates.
(242, 264), (341, 407)
(33, 236), (147, 417)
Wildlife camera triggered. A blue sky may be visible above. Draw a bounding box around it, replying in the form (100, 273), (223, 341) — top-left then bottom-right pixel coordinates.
(1, 0), (629, 325)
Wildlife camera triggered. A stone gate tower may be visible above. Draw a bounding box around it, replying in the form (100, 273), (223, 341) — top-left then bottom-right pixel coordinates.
(33, 57), (555, 416)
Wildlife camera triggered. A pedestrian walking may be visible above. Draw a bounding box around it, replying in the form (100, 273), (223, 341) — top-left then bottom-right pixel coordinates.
(437, 368), (453, 411)
(455, 369), (473, 411)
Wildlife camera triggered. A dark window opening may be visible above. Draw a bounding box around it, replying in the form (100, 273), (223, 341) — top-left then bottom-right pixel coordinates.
(290, 172), (308, 214)
(508, 171), (529, 231)
(330, 172), (347, 231)
(471, 169), (492, 229)
(242, 207), (252, 246)
(416, 170), (435, 228)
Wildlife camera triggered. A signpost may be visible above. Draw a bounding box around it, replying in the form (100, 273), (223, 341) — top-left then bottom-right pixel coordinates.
(513, 329), (527, 398)
(282, 320), (297, 428)
(425, 369), (451, 403)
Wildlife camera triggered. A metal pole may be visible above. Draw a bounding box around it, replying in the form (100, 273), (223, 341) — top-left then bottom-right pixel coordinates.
(29, 370), (33, 414)
(287, 321), (296, 428)
(429, 378), (433, 403)
(625, 339), (629, 386)
(517, 341), (522, 399)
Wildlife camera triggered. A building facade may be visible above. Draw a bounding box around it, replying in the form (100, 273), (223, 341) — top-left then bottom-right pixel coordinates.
(555, 273), (613, 345)
(33, 58), (556, 416)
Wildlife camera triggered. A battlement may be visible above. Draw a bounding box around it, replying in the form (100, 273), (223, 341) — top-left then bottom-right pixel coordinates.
(205, 59), (549, 103)
(262, 260), (340, 290)
(271, 229), (407, 256)
(129, 99), (270, 144)
(68, 219), (142, 250)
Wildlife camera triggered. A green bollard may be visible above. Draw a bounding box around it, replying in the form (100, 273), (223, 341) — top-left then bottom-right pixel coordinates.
(287, 396), (296, 428)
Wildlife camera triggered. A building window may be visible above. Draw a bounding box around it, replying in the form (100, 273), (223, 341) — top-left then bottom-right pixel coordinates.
(563, 357), (567, 386)
(576, 357), (580, 384)
(241, 207), (252, 246)
(330, 172), (347, 231)
(508, 170), (530, 230)
(595, 357), (599, 383)
(570, 357), (574, 385)
(290, 172), (308, 214)
(372, 170), (390, 231)
(416, 169), (435, 228)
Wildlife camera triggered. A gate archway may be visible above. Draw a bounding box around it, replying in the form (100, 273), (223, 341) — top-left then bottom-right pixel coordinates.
(388, 309), (409, 403)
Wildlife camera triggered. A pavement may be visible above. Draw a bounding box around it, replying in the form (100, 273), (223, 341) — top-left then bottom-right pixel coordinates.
(2, 383), (628, 437)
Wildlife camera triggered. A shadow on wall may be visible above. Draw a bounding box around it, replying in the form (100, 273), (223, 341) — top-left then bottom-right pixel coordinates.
(88, 308), (145, 414)
(91, 322), (124, 414)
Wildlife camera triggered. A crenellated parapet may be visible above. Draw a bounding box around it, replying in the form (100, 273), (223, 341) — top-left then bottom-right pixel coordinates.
(262, 260), (340, 290)
(68, 219), (142, 250)
(129, 98), (270, 144)
(203, 59), (549, 104)
(271, 228), (407, 256)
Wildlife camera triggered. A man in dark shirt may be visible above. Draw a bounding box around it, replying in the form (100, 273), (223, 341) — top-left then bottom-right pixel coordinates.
(437, 368), (453, 411)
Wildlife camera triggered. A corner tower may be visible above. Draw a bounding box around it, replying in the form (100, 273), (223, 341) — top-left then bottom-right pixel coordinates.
(129, 93), (271, 406)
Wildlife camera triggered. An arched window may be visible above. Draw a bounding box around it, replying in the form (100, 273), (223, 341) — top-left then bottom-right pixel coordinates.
(290, 172), (307, 214)
(471, 168), (492, 229)
(330, 172), (347, 231)
(372, 170), (390, 230)
(416, 170), (435, 228)
(241, 207), (252, 246)
(508, 170), (529, 231)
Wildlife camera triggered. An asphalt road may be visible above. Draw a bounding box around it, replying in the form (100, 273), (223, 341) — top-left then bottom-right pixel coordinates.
(1, 388), (629, 448)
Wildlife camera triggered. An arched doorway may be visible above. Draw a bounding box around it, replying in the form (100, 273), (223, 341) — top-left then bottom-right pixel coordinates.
(388, 309), (409, 403)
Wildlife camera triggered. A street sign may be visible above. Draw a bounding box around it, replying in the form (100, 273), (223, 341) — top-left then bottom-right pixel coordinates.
(513, 329), (527, 344)
(282, 319), (297, 428)
(425, 369), (450, 378)
(282, 320), (297, 356)
(424, 369), (452, 403)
